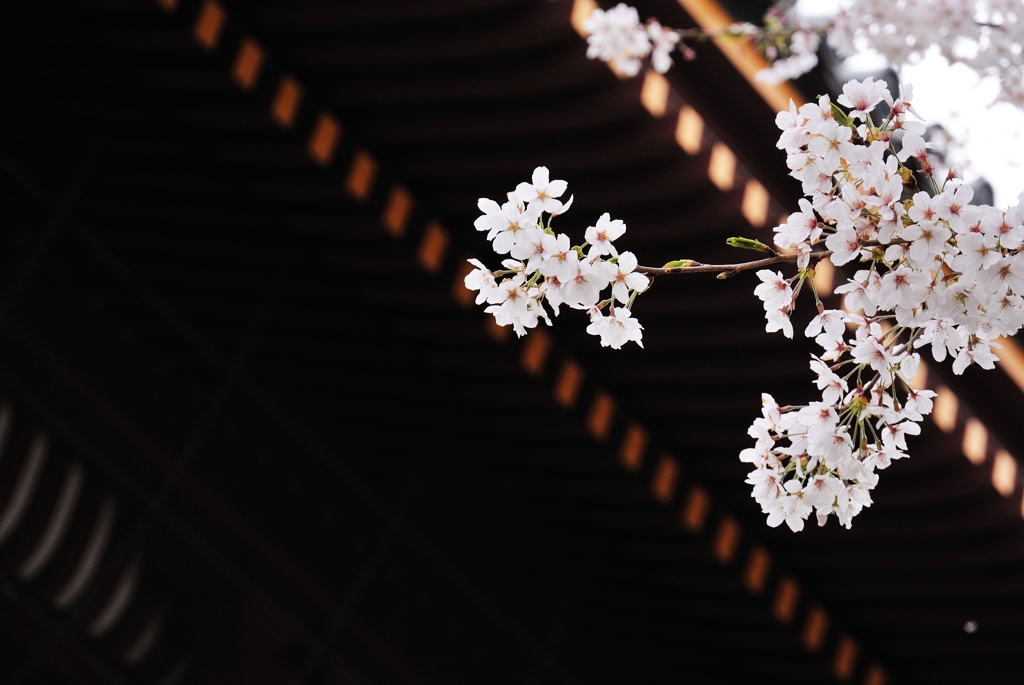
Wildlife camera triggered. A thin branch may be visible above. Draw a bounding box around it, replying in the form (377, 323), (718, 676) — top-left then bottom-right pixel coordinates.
(674, 23), (830, 41)
(635, 250), (833, 277)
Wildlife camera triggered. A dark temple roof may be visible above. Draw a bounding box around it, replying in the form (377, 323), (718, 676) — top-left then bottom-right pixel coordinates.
(1, 1), (1023, 684)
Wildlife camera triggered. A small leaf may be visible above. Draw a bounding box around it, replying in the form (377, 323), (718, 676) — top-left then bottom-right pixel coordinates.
(830, 101), (854, 128)
(661, 259), (698, 268)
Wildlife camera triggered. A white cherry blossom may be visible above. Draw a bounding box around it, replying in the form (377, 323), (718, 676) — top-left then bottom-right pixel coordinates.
(585, 213), (627, 257)
(837, 76), (887, 120)
(584, 2), (1024, 117)
(515, 166), (569, 214)
(587, 307), (644, 349)
(463, 259), (497, 305)
(582, 3), (650, 77)
(562, 258), (616, 309)
(610, 252), (650, 304)
(647, 21), (679, 74)
(754, 270), (793, 309)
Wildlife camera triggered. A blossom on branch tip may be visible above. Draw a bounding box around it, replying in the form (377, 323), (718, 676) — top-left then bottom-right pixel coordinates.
(515, 166), (568, 214)
(587, 307), (644, 349)
(475, 194), (542, 254)
(585, 213), (626, 257)
(463, 258), (497, 305)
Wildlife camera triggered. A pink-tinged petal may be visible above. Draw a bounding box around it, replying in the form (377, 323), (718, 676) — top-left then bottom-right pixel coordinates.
(551, 194), (573, 216)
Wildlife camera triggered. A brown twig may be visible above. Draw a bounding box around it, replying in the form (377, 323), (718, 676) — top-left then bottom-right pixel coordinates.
(635, 250), (833, 277)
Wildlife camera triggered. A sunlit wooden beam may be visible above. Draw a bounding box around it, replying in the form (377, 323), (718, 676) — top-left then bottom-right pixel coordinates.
(802, 606), (829, 653)
(675, 0), (805, 110)
(708, 142), (735, 191)
(417, 221), (448, 274)
(308, 112), (342, 166)
(520, 329), (551, 377)
(570, 0), (597, 36)
(813, 257), (834, 297)
(832, 635), (858, 682)
(192, 0), (225, 52)
(675, 106), (704, 155)
(933, 387), (958, 433)
(651, 454), (679, 502)
(864, 665), (888, 685)
(712, 516), (740, 564)
(555, 359), (583, 409)
(910, 359), (928, 390)
(382, 185), (413, 238)
(962, 418), (988, 465)
(619, 423), (648, 472)
(232, 37), (264, 91)
(994, 335), (1024, 394)
(641, 70), (669, 117)
(485, 317), (510, 343)
(743, 546), (770, 595)
(773, 576), (799, 624)
(681, 485), (710, 533)
(451, 260), (475, 309)
(345, 149), (377, 202)
(271, 76), (302, 129)
(993, 449), (1016, 496)
(587, 392), (615, 441)
(741, 178), (768, 227)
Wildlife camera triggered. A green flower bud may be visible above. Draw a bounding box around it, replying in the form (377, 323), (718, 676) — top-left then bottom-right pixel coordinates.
(726, 237), (770, 252)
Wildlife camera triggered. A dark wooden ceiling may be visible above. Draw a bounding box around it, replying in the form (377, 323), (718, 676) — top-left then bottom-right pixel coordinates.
(1, 1), (1023, 684)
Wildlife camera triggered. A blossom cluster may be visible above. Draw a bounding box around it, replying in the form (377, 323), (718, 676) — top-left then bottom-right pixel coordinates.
(464, 167), (650, 349)
(745, 76), (1024, 531)
(829, 0), (1024, 109)
(582, 1), (818, 85)
(582, 3), (680, 76)
(584, 1), (1024, 111)
(465, 76), (1024, 532)
(754, 23), (820, 86)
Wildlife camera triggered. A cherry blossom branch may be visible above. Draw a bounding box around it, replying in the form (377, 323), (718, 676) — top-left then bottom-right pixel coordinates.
(634, 233), (911, 278)
(636, 250), (833, 278)
(586, 2), (1024, 106)
(466, 74), (1024, 533)
(674, 23), (824, 41)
